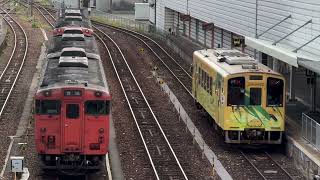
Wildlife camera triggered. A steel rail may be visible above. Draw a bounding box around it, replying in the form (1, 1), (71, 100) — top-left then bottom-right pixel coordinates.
(34, 5), (54, 27)
(94, 25), (188, 180)
(92, 21), (194, 98)
(240, 150), (267, 180)
(0, 7), (28, 117)
(264, 151), (295, 179)
(240, 150), (294, 180)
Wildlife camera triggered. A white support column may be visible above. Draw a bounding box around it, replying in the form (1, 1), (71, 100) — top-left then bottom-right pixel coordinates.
(289, 66), (296, 101)
(311, 74), (317, 112)
(273, 58), (279, 72)
(267, 55), (273, 69)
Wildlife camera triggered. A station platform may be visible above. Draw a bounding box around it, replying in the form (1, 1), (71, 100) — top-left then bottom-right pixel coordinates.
(285, 100), (320, 179)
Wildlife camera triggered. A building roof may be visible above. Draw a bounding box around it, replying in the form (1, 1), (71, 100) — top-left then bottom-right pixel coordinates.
(246, 37), (320, 74)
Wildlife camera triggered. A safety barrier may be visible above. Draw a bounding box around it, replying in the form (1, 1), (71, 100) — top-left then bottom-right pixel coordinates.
(301, 113), (320, 150)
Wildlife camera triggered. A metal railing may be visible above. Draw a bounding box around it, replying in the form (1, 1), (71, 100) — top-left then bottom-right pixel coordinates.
(91, 9), (150, 33)
(302, 113), (320, 150)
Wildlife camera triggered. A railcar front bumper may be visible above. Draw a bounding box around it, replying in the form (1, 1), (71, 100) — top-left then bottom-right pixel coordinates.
(225, 130), (283, 144)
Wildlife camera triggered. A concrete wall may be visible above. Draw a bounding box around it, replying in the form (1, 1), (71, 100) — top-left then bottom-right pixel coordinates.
(154, 0), (320, 59)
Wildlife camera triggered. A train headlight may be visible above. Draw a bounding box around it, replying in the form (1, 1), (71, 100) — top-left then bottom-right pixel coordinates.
(43, 90), (51, 97)
(95, 91), (102, 97)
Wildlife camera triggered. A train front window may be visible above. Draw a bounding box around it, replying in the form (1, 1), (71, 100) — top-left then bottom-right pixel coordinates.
(250, 88), (261, 105)
(267, 78), (284, 106)
(66, 104), (79, 119)
(227, 77), (245, 106)
(35, 100), (60, 115)
(85, 101), (110, 115)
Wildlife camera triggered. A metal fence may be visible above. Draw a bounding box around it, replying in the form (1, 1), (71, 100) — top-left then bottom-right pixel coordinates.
(302, 113), (320, 150)
(91, 9), (150, 33)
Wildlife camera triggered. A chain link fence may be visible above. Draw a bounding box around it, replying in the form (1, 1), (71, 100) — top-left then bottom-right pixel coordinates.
(301, 113), (320, 150)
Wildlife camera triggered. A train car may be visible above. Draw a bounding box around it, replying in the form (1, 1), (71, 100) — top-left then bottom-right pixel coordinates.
(55, 9), (92, 29)
(48, 29), (98, 55)
(53, 26), (93, 37)
(192, 49), (285, 144)
(34, 47), (111, 173)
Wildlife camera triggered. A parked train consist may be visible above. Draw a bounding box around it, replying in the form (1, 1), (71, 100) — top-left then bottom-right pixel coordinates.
(34, 8), (111, 173)
(192, 49), (285, 144)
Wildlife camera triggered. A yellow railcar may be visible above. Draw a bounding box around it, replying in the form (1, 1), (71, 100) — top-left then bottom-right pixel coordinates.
(192, 49), (285, 144)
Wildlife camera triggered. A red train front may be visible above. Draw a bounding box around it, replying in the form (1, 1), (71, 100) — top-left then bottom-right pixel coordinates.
(34, 47), (111, 173)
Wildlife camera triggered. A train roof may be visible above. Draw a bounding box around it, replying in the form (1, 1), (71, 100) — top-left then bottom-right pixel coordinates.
(47, 35), (99, 55)
(194, 49), (282, 78)
(40, 48), (108, 92)
(54, 19), (91, 29)
(59, 8), (88, 19)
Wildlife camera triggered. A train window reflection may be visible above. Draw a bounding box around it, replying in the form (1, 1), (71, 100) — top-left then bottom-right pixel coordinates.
(267, 78), (284, 106)
(250, 88), (261, 105)
(227, 77), (245, 106)
(35, 100), (61, 115)
(66, 104), (79, 119)
(85, 101), (110, 115)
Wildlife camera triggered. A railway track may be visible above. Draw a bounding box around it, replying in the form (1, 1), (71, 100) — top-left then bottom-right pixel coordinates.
(94, 26), (188, 180)
(90, 20), (301, 179)
(0, 7), (28, 117)
(240, 150), (294, 180)
(34, 3), (56, 27)
(92, 21), (194, 98)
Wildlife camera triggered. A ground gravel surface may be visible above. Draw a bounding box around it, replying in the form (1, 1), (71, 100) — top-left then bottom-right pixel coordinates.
(0, 12), (44, 179)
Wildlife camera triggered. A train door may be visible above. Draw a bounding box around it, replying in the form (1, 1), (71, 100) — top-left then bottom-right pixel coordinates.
(62, 102), (82, 152)
(248, 85), (264, 127)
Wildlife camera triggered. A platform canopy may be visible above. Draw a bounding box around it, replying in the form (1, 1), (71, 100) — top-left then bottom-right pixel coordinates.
(245, 37), (320, 74)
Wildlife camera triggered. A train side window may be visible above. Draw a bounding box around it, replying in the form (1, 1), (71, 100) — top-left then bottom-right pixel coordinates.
(267, 78), (284, 107)
(35, 100), (60, 115)
(85, 100), (110, 115)
(227, 77), (245, 106)
(208, 77), (210, 94)
(250, 88), (262, 105)
(209, 77), (213, 95)
(66, 104), (79, 119)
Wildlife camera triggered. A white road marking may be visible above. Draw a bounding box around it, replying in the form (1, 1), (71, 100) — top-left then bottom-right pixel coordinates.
(1, 88), (4, 93)
(40, 28), (48, 41)
(105, 153), (112, 180)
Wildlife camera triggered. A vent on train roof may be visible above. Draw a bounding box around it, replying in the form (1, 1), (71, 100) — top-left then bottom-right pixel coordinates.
(58, 56), (88, 68)
(214, 49), (256, 65)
